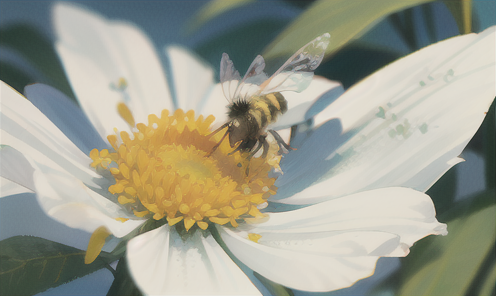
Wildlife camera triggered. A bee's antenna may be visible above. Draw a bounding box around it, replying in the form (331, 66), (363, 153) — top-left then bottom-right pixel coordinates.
(207, 122), (230, 139)
(206, 124), (230, 157)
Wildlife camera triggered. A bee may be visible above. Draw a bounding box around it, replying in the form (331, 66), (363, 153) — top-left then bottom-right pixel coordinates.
(209, 33), (331, 164)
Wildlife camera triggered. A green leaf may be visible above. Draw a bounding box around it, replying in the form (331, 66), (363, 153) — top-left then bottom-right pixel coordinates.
(0, 236), (118, 295)
(397, 191), (496, 296)
(464, 240), (496, 296)
(261, 0), (433, 60)
(107, 257), (142, 296)
(442, 0), (473, 34)
(186, 0), (256, 34)
(479, 253), (496, 296)
(484, 100), (495, 190)
(0, 24), (74, 99)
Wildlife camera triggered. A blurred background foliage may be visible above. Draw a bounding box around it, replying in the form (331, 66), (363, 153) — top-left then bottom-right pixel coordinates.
(0, 0), (494, 295)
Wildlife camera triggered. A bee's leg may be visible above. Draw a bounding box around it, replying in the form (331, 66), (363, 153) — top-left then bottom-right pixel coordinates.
(248, 138), (264, 159)
(229, 138), (255, 155)
(244, 139), (265, 175)
(260, 135), (269, 159)
(206, 126), (230, 157)
(245, 164), (250, 176)
(268, 129), (296, 152)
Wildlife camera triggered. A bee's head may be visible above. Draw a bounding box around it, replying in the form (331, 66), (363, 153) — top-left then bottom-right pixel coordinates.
(227, 100), (250, 118)
(228, 119), (248, 147)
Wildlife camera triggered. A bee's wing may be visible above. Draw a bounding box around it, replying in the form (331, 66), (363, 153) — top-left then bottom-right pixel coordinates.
(259, 33), (330, 95)
(220, 53), (242, 102)
(220, 33), (329, 102)
(229, 55), (270, 102)
(220, 53), (270, 103)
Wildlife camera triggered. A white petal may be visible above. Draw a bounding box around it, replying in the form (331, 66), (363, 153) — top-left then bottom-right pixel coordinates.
(0, 146), (35, 193)
(55, 45), (131, 138)
(270, 77), (343, 130)
(0, 81), (101, 187)
(403, 156), (464, 193)
(219, 187), (446, 292)
(54, 3), (173, 138)
(24, 83), (107, 154)
(239, 229), (403, 257)
(0, 177), (32, 197)
(219, 226), (378, 292)
(201, 83), (230, 128)
(165, 46), (215, 112)
(278, 27), (496, 204)
(314, 27), (496, 131)
(0, 190), (92, 251)
(275, 127), (291, 145)
(127, 225), (260, 295)
(264, 187), (446, 246)
(0, 105), (139, 237)
(32, 161), (144, 237)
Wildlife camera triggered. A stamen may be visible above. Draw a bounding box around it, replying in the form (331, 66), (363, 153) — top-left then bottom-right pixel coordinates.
(85, 226), (111, 264)
(117, 77), (128, 90)
(117, 102), (136, 127)
(90, 109), (279, 232)
(248, 233), (262, 243)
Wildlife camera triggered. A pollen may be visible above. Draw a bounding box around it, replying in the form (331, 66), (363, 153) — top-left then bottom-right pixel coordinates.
(90, 109), (278, 231)
(248, 233), (262, 243)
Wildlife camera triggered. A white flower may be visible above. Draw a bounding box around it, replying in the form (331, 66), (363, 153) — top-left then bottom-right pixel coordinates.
(1, 3), (494, 295)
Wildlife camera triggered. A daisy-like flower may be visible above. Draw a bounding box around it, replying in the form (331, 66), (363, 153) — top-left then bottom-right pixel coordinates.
(1, 3), (495, 295)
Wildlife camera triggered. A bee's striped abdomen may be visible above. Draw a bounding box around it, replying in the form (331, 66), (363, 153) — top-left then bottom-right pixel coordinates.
(249, 93), (287, 127)
(264, 92), (288, 115)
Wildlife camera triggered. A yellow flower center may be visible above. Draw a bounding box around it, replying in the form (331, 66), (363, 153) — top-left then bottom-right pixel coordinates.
(90, 108), (278, 231)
